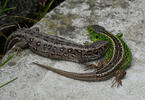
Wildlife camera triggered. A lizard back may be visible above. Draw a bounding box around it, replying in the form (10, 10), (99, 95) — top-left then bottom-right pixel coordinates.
(4, 27), (109, 63)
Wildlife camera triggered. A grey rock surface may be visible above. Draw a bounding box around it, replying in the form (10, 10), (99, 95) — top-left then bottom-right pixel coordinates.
(1, 0), (145, 100)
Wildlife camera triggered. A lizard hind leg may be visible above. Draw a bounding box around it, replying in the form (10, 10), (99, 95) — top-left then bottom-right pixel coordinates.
(111, 69), (126, 87)
(84, 59), (107, 71)
(11, 40), (28, 55)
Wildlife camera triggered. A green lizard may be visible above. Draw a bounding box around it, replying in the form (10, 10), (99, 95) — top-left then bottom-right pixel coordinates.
(87, 26), (132, 86)
(87, 27), (132, 70)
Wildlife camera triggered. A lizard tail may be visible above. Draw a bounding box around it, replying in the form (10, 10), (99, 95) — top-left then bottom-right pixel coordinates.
(33, 62), (97, 81)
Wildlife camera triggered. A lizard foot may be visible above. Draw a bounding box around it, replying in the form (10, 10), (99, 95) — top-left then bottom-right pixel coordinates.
(84, 64), (98, 71)
(111, 69), (126, 87)
(10, 41), (27, 55)
(11, 46), (22, 55)
(84, 59), (107, 71)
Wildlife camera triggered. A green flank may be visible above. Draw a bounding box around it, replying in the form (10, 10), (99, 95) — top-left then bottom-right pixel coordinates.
(87, 27), (132, 70)
(87, 27), (114, 62)
(116, 33), (132, 69)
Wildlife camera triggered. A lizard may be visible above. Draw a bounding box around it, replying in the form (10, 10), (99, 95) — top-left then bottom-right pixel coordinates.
(33, 25), (132, 87)
(4, 27), (109, 64)
(87, 26), (132, 86)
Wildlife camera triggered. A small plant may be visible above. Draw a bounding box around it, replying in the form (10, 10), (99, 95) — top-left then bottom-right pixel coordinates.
(39, 0), (55, 19)
(0, 0), (16, 16)
(0, 54), (16, 67)
(0, 54), (17, 89)
(0, 77), (18, 89)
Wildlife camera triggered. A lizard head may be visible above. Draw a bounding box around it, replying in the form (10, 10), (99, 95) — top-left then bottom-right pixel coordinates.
(87, 25), (111, 42)
(87, 25), (114, 62)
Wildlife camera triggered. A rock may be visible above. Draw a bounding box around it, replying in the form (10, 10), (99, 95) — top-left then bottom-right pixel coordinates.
(0, 0), (145, 100)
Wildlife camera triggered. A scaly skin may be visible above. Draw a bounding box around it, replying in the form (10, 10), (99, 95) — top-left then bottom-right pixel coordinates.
(4, 27), (109, 63)
(88, 28), (132, 86)
(88, 28), (132, 71)
(34, 25), (131, 87)
(115, 33), (132, 70)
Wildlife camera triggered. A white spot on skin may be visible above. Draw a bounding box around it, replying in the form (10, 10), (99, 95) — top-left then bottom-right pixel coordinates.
(71, 53), (76, 57)
(36, 42), (41, 46)
(60, 48), (64, 51)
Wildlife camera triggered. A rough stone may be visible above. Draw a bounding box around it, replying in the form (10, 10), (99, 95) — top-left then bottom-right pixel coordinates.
(1, 0), (145, 100)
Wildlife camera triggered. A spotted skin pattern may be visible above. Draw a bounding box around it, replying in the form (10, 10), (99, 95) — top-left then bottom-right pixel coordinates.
(33, 25), (131, 87)
(4, 27), (109, 63)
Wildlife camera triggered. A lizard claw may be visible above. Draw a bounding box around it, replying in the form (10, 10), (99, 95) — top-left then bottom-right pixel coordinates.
(111, 69), (126, 87)
(84, 59), (107, 72)
(11, 46), (22, 55)
(84, 64), (98, 71)
(9, 40), (27, 55)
